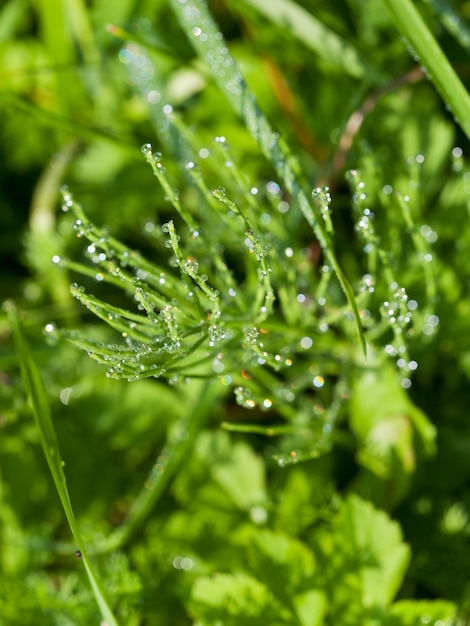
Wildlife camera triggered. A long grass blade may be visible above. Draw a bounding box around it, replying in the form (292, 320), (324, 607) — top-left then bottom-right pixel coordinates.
(7, 303), (119, 626)
(235, 0), (381, 81)
(381, 0), (470, 142)
(423, 0), (470, 54)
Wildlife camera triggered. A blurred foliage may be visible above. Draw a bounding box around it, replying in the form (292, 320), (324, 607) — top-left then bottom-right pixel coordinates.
(1, 0), (470, 623)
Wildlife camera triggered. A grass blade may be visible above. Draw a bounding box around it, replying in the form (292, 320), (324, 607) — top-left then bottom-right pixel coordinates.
(7, 302), (119, 626)
(235, 0), (381, 81)
(423, 0), (470, 54)
(169, 0), (367, 356)
(381, 0), (470, 142)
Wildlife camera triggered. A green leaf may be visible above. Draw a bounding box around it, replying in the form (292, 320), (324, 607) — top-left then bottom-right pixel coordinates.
(387, 599), (457, 625)
(175, 430), (268, 511)
(325, 494), (410, 623)
(293, 589), (328, 626)
(211, 439), (268, 511)
(350, 361), (436, 479)
(241, 527), (327, 625)
(188, 572), (291, 625)
(245, 527), (317, 592)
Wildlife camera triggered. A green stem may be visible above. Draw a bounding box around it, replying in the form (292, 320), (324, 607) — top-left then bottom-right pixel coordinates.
(97, 379), (221, 553)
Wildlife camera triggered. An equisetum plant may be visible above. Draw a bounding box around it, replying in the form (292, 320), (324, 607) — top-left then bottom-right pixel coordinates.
(43, 0), (451, 468)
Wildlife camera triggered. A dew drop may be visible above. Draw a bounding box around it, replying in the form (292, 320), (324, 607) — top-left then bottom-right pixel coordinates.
(234, 386), (256, 409)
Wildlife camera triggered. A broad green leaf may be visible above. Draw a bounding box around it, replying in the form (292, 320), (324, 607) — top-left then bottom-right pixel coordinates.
(241, 527), (327, 625)
(274, 467), (332, 536)
(294, 590), (328, 626)
(325, 494), (410, 623)
(172, 430), (268, 512)
(0, 0), (29, 42)
(211, 439), (267, 511)
(387, 599), (457, 625)
(244, 527), (317, 594)
(188, 572), (291, 625)
(350, 361), (436, 479)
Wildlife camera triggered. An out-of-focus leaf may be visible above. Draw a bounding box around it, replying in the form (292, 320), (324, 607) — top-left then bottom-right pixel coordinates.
(324, 494), (410, 623)
(386, 599), (456, 625)
(188, 572), (291, 625)
(173, 430), (268, 512)
(239, 526), (327, 625)
(211, 438), (267, 510)
(350, 361), (436, 479)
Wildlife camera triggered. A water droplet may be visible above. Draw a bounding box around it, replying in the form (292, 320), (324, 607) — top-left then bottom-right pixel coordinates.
(266, 181), (280, 195)
(183, 259), (199, 274)
(43, 322), (59, 345)
(235, 386), (256, 409)
(361, 274), (375, 293)
(212, 186), (226, 199)
(147, 90), (161, 104)
(244, 327), (259, 345)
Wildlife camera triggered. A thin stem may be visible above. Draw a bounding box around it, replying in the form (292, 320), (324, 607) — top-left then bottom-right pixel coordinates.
(97, 379), (221, 553)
